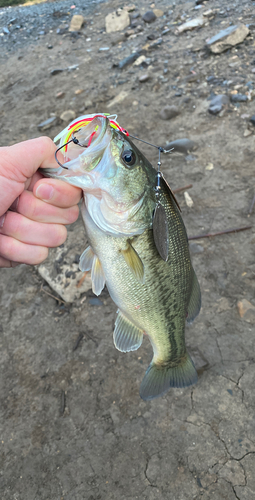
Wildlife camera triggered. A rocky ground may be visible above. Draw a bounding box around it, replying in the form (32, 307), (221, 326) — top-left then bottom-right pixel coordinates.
(0, 0), (255, 499)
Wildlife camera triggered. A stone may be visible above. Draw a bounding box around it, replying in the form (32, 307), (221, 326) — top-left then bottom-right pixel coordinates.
(176, 17), (205, 34)
(110, 33), (126, 45)
(75, 89), (84, 95)
(159, 105), (180, 120)
(123, 4), (136, 12)
(107, 91), (129, 108)
(133, 55), (146, 66)
(37, 116), (58, 131)
(105, 10), (130, 33)
(244, 129), (252, 137)
(184, 191), (194, 208)
(231, 94), (248, 103)
(165, 138), (197, 154)
(60, 110), (76, 122)
(189, 243), (204, 255)
(118, 51), (142, 69)
(237, 299), (255, 323)
(139, 74), (150, 82)
(56, 91), (65, 99)
(207, 24), (250, 54)
(208, 95), (229, 115)
(249, 115), (255, 126)
(50, 68), (65, 76)
(69, 15), (84, 32)
(153, 9), (164, 18)
(142, 11), (156, 23)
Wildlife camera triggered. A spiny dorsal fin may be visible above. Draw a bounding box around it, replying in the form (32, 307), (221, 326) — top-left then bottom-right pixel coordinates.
(91, 256), (105, 296)
(79, 246), (94, 272)
(114, 310), (143, 352)
(153, 203), (169, 262)
(121, 242), (144, 283)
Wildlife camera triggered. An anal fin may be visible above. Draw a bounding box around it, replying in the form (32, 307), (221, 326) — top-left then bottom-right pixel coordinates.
(121, 242), (144, 283)
(114, 310), (143, 352)
(187, 267), (201, 324)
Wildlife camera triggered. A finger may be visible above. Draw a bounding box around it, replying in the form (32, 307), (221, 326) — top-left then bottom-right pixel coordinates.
(0, 234), (49, 265)
(0, 211), (67, 247)
(0, 137), (58, 216)
(17, 190), (79, 224)
(34, 178), (82, 207)
(0, 256), (20, 268)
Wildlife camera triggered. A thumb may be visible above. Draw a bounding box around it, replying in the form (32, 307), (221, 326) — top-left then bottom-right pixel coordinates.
(0, 137), (57, 216)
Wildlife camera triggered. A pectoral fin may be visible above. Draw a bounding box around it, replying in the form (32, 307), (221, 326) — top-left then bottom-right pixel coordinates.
(91, 256), (105, 296)
(79, 246), (95, 272)
(114, 311), (143, 352)
(187, 268), (201, 324)
(121, 242), (144, 283)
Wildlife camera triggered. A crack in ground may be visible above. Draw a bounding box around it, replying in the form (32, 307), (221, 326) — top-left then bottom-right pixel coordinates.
(144, 457), (157, 488)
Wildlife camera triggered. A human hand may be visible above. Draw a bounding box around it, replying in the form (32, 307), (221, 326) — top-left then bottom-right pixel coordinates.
(0, 137), (82, 268)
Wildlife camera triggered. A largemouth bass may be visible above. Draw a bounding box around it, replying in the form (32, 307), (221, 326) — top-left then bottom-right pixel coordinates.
(44, 113), (201, 400)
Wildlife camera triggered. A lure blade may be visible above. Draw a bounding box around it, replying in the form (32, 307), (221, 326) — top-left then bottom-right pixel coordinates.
(153, 202), (169, 261)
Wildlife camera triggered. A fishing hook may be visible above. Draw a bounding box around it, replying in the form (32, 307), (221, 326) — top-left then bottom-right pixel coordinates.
(54, 133), (87, 170)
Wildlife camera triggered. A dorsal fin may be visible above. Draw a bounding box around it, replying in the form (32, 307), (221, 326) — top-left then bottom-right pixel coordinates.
(121, 242), (144, 283)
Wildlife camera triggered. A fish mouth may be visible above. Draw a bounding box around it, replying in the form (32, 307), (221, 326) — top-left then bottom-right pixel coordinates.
(42, 114), (112, 183)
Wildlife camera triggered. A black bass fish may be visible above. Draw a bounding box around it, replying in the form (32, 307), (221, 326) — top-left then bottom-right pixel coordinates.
(44, 113), (201, 400)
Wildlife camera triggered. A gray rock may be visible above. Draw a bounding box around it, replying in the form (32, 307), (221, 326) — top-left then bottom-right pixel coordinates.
(159, 105), (180, 120)
(250, 115), (255, 126)
(37, 116), (58, 131)
(189, 242), (204, 254)
(50, 68), (65, 76)
(118, 51), (142, 69)
(165, 138), (197, 154)
(139, 74), (150, 83)
(208, 95), (229, 115)
(207, 24), (250, 54)
(142, 11), (156, 23)
(231, 94), (248, 103)
(176, 17), (205, 34)
(60, 110), (76, 122)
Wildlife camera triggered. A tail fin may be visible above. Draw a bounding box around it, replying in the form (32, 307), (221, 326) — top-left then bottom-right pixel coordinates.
(139, 353), (198, 401)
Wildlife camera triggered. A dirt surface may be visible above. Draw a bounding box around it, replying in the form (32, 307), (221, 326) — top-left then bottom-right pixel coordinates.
(0, 0), (255, 498)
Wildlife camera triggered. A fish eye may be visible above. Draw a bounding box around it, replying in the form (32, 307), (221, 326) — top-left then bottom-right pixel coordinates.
(121, 149), (136, 167)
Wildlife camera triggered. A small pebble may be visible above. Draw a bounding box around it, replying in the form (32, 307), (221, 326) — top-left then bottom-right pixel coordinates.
(249, 115), (255, 126)
(142, 11), (156, 23)
(139, 74), (150, 83)
(60, 110), (76, 122)
(184, 191), (194, 208)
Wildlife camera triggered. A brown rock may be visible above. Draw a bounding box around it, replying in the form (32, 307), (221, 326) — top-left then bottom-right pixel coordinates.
(237, 299), (255, 323)
(159, 105), (180, 120)
(69, 15), (85, 32)
(207, 24), (249, 54)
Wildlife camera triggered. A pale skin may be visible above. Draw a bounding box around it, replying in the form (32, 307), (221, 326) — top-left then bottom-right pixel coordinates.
(0, 137), (82, 268)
